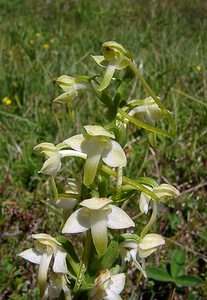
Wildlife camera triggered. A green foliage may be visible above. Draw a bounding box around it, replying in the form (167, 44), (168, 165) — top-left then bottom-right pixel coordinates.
(146, 249), (204, 292)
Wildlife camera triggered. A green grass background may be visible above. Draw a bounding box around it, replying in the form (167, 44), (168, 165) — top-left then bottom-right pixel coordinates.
(0, 0), (206, 299)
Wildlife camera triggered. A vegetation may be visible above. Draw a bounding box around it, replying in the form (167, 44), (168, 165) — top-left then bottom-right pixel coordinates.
(0, 0), (206, 299)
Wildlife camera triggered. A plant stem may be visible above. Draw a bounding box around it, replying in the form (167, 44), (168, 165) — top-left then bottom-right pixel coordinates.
(140, 200), (157, 238)
(129, 62), (175, 134)
(74, 231), (92, 293)
(51, 176), (58, 200)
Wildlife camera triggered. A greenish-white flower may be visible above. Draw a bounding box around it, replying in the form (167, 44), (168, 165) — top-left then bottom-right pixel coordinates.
(63, 125), (126, 186)
(53, 75), (88, 103)
(139, 183), (180, 214)
(120, 233), (165, 277)
(89, 269), (126, 300)
(55, 178), (80, 210)
(92, 41), (132, 91)
(43, 272), (71, 300)
(18, 234), (67, 297)
(129, 96), (169, 124)
(62, 197), (134, 255)
(34, 142), (86, 176)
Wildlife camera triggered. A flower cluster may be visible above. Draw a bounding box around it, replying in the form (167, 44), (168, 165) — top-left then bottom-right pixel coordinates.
(18, 41), (179, 299)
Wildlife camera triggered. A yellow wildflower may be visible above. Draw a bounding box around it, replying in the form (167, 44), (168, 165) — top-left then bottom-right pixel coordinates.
(35, 32), (40, 38)
(195, 65), (202, 72)
(29, 39), (34, 45)
(2, 97), (12, 105)
(43, 43), (49, 49)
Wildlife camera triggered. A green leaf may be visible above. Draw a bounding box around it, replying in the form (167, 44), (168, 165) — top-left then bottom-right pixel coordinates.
(100, 240), (119, 269)
(175, 275), (204, 287)
(170, 249), (186, 278)
(134, 177), (158, 188)
(146, 267), (173, 282)
(89, 240), (118, 273)
(118, 108), (173, 138)
(172, 249), (186, 264)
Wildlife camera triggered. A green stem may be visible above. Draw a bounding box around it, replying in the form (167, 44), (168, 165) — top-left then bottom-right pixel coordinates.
(74, 231), (92, 293)
(51, 176), (58, 200)
(140, 200), (157, 238)
(101, 165), (159, 201)
(129, 62), (175, 134)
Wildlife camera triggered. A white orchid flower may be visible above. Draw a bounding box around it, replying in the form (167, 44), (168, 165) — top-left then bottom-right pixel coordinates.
(91, 41), (132, 91)
(43, 272), (71, 300)
(55, 178), (80, 211)
(89, 269), (126, 300)
(120, 233), (165, 278)
(63, 125), (126, 186)
(62, 197), (134, 255)
(139, 183), (180, 214)
(53, 75), (88, 103)
(34, 142), (86, 176)
(129, 96), (169, 124)
(18, 234), (67, 297)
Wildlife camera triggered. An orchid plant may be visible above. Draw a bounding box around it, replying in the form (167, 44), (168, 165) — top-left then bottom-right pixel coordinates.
(19, 41), (179, 299)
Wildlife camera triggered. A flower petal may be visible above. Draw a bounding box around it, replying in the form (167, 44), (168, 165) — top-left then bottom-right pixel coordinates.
(38, 252), (53, 297)
(139, 233), (165, 250)
(91, 55), (107, 67)
(105, 290), (122, 300)
(39, 153), (62, 175)
(62, 208), (90, 234)
(84, 125), (115, 138)
(102, 140), (126, 167)
(63, 134), (84, 152)
(107, 205), (135, 229)
(18, 248), (42, 264)
(153, 184), (180, 199)
(90, 211), (108, 255)
(82, 141), (103, 186)
(98, 62), (117, 91)
(53, 250), (67, 274)
(130, 248), (147, 278)
(138, 247), (158, 258)
(109, 273), (125, 294)
(139, 192), (151, 214)
(80, 197), (111, 210)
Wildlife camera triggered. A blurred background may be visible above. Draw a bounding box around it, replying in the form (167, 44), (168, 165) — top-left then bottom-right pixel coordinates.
(0, 0), (206, 299)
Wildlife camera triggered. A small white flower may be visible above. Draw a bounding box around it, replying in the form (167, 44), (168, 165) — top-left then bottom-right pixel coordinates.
(64, 125), (126, 185)
(139, 183), (180, 214)
(129, 96), (168, 124)
(62, 197), (134, 255)
(34, 142), (86, 176)
(18, 234), (67, 297)
(53, 75), (88, 103)
(92, 41), (132, 91)
(43, 272), (71, 300)
(55, 178), (80, 211)
(120, 233), (165, 277)
(89, 269), (126, 300)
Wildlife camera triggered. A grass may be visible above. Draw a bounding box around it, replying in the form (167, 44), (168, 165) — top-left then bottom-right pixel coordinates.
(0, 0), (206, 299)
